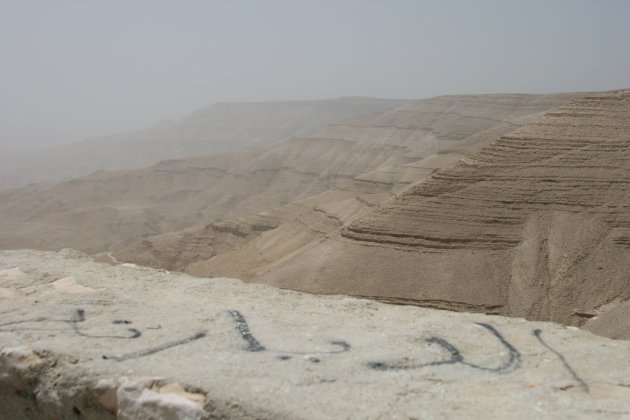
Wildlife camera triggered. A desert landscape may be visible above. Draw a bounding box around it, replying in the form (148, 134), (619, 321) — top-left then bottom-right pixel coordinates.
(3, 89), (630, 419)
(2, 1), (630, 418)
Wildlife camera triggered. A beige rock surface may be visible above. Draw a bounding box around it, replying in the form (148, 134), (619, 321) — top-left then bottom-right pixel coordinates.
(259, 90), (630, 333)
(0, 94), (580, 257)
(111, 93), (583, 276)
(584, 300), (630, 340)
(2, 249), (630, 419)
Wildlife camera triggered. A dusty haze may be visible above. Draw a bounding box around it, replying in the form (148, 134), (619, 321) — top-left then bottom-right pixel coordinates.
(4, 3), (630, 417)
(1, 0), (630, 151)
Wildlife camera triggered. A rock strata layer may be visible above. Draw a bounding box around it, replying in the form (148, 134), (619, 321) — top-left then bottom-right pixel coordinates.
(0, 94), (581, 258)
(112, 93), (583, 277)
(261, 90), (630, 333)
(1, 250), (630, 419)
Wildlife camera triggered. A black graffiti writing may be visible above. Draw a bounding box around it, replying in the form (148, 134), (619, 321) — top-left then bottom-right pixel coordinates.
(270, 340), (351, 362)
(368, 323), (521, 373)
(69, 309), (141, 340)
(533, 329), (589, 393)
(103, 332), (207, 362)
(1, 307), (590, 394)
(0, 316), (70, 333)
(228, 310), (266, 352)
(98, 310), (349, 362)
(0, 309), (141, 339)
(228, 310), (350, 362)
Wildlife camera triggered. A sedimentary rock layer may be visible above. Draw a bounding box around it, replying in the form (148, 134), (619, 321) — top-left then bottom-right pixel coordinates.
(110, 93), (583, 276)
(0, 93), (579, 257)
(260, 91), (630, 331)
(344, 91), (630, 249)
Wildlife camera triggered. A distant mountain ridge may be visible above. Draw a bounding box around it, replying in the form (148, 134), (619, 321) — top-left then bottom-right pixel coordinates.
(0, 97), (406, 189)
(0, 93), (581, 256)
(9, 91), (630, 339)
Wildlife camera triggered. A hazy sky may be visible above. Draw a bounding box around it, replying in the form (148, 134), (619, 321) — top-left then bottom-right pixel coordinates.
(1, 0), (630, 151)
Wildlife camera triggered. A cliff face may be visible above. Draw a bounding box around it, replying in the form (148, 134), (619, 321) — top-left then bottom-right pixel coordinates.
(1, 250), (630, 419)
(0, 93), (579, 258)
(260, 91), (630, 330)
(111, 93), (583, 276)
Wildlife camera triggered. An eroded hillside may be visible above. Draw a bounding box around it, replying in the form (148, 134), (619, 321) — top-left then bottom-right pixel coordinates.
(110, 93), (583, 275)
(0, 97), (404, 189)
(0, 94), (580, 257)
(259, 90), (630, 335)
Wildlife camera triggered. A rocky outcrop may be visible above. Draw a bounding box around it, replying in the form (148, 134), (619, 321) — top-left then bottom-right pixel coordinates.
(112, 93), (584, 277)
(0, 94), (581, 257)
(108, 219), (280, 273)
(260, 91), (630, 331)
(344, 91), (630, 250)
(2, 249), (630, 419)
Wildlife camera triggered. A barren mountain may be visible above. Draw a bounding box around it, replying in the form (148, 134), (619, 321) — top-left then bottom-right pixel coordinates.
(108, 93), (583, 274)
(0, 97), (404, 189)
(0, 93), (583, 272)
(257, 90), (630, 337)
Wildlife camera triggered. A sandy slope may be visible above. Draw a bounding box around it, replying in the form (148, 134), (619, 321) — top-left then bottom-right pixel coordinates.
(0, 93), (579, 256)
(111, 93), (583, 275)
(258, 90), (630, 337)
(0, 97), (404, 189)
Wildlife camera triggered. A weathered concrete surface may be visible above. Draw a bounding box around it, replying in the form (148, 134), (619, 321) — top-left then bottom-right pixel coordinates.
(1, 250), (630, 419)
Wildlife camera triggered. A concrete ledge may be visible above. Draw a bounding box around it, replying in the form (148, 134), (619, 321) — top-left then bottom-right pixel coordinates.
(1, 249), (630, 419)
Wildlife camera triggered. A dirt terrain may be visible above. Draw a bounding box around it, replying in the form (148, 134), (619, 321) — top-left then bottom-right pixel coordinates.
(0, 97), (404, 189)
(111, 93), (583, 276)
(0, 94), (579, 257)
(5, 91), (630, 339)
(259, 90), (630, 335)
